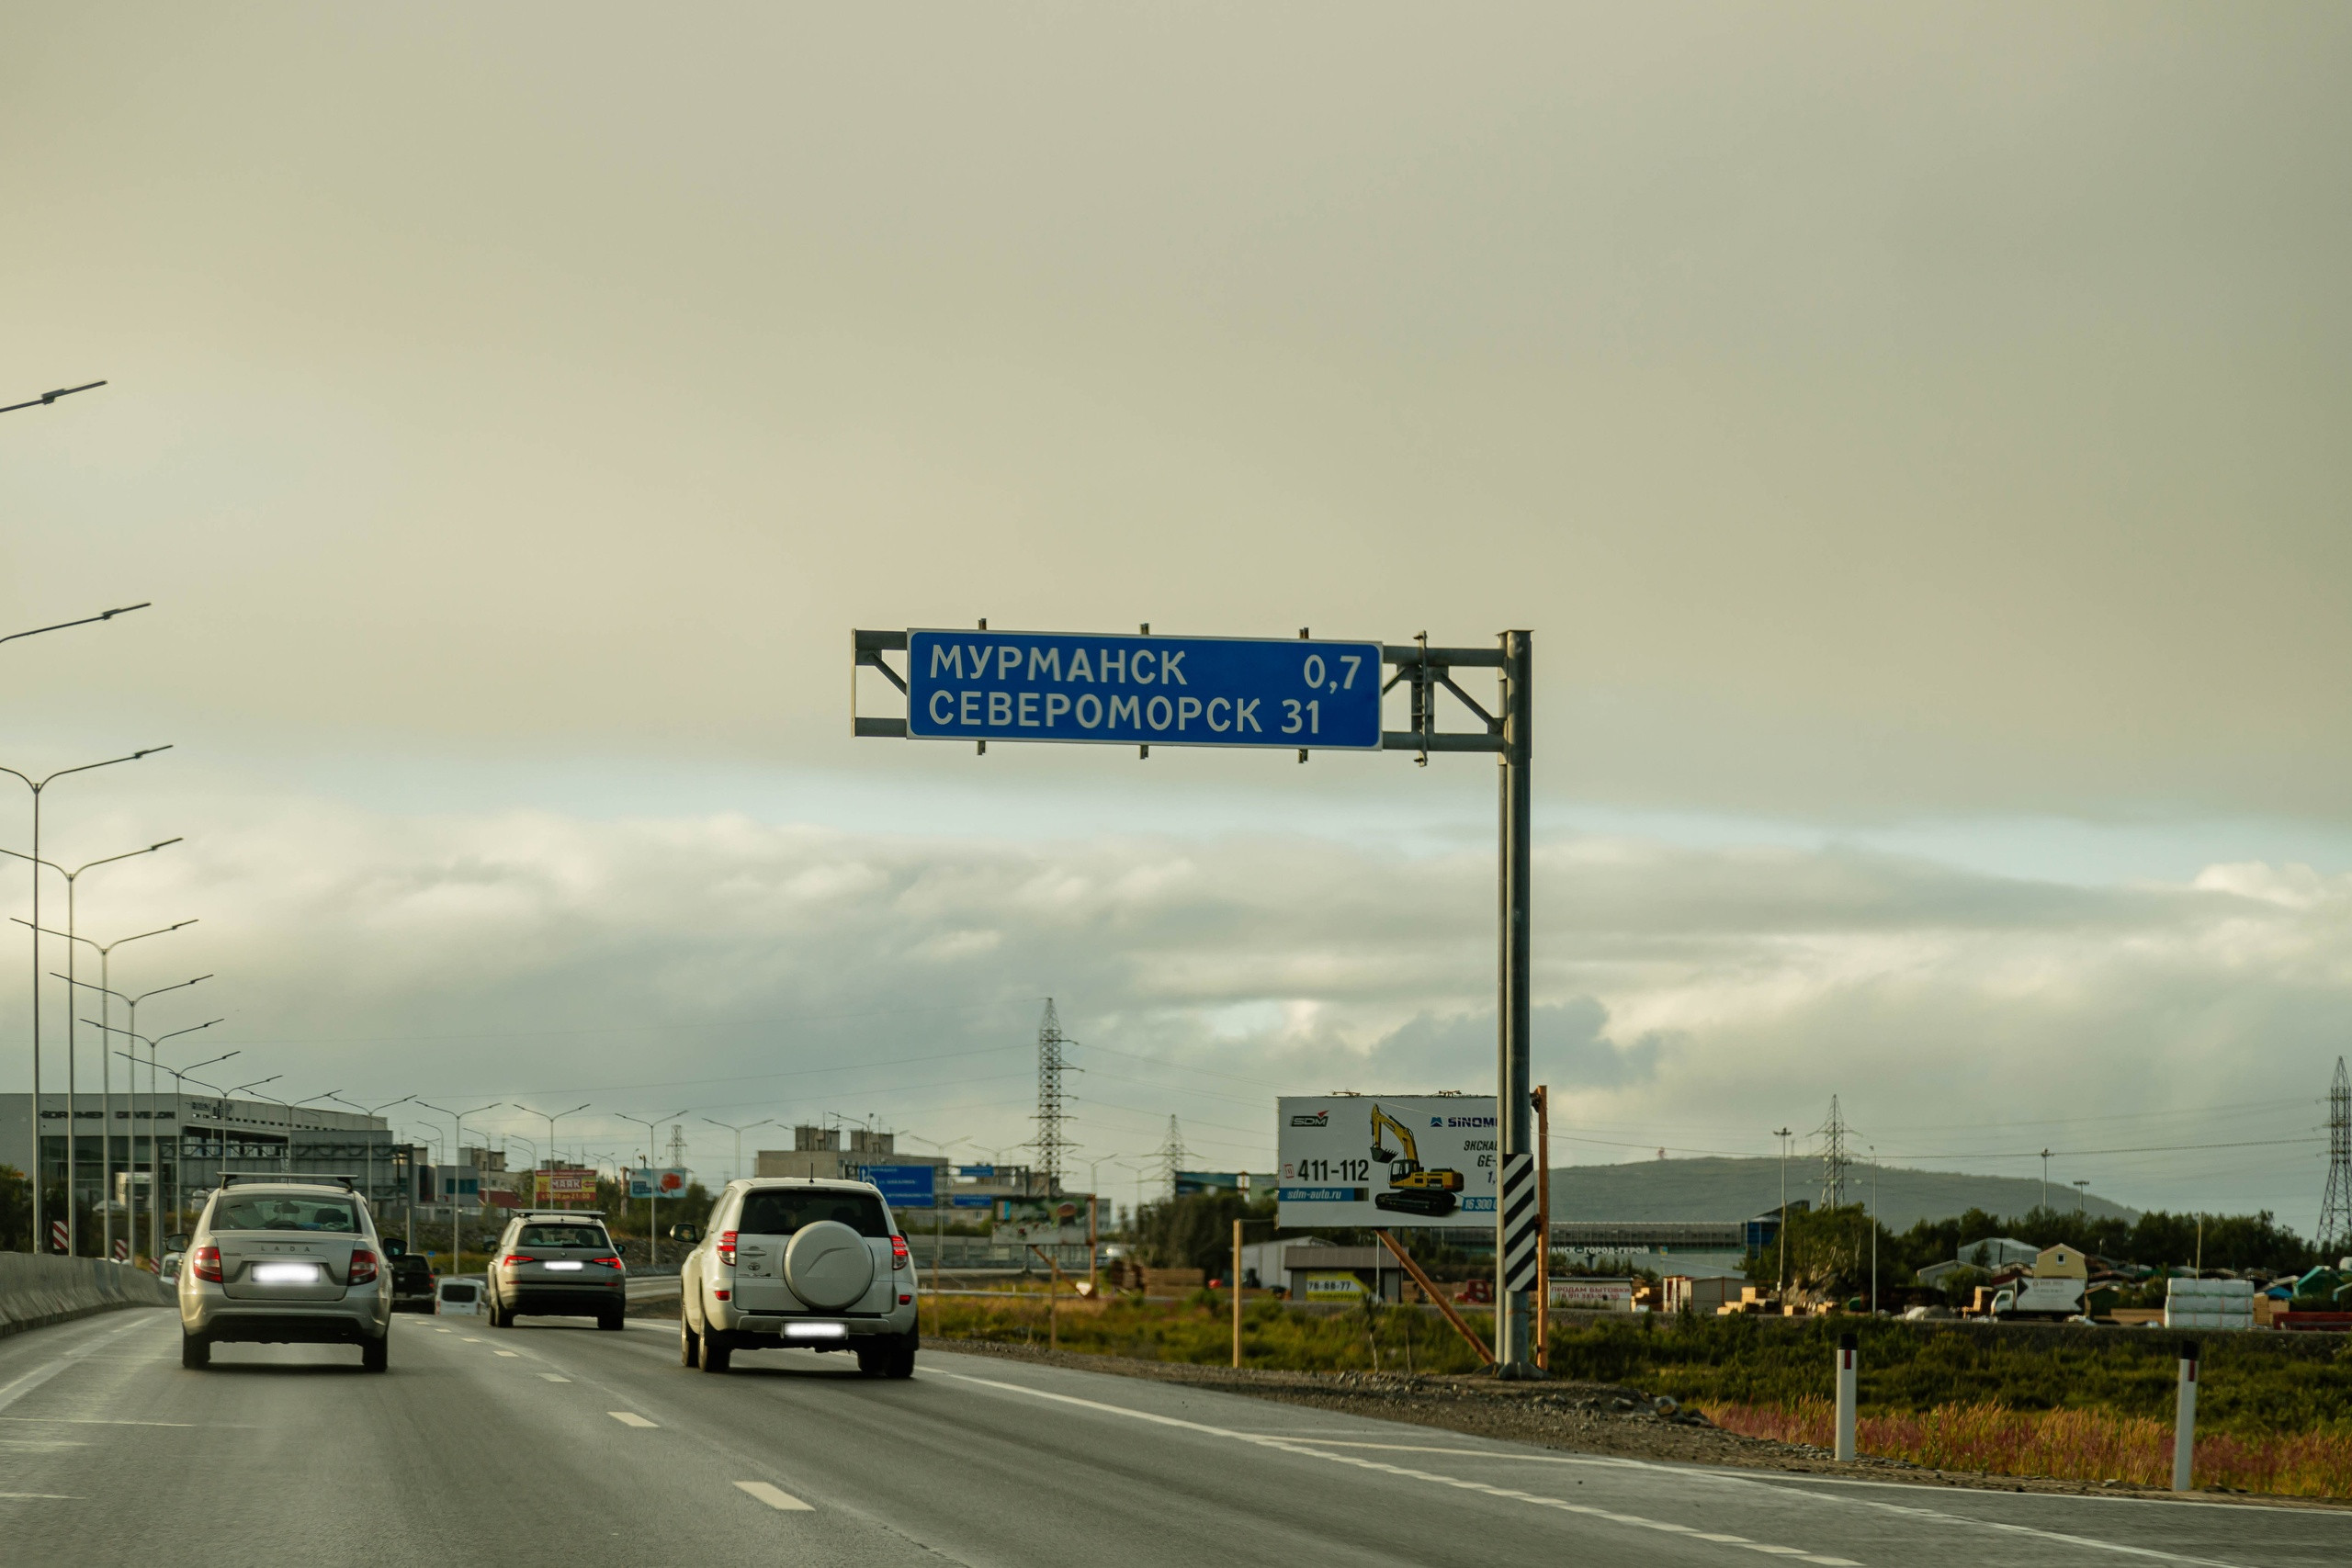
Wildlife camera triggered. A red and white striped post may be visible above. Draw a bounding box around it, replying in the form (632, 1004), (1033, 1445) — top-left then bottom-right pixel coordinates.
(1834, 1331), (1859, 1461)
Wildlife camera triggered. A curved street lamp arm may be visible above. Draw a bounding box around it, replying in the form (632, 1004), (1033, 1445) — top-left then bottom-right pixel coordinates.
(68, 837), (182, 877)
(130, 975), (211, 1007)
(59, 975), (133, 1006)
(0, 382), (110, 417)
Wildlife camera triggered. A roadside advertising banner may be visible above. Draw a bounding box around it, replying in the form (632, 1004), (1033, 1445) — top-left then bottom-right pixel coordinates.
(627, 1168), (690, 1201)
(533, 1168), (597, 1206)
(1276, 1095), (1498, 1228)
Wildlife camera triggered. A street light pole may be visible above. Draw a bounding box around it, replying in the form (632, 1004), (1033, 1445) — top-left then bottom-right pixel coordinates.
(702, 1117), (774, 1186)
(514, 1103), (591, 1203)
(92, 1019), (221, 1248)
(415, 1102), (502, 1273)
(0, 747), (172, 1252)
(53, 957), (206, 1258)
(617, 1111), (689, 1269)
(129, 1046), (233, 1230)
(4, 836), (185, 1258)
(254, 1089), (341, 1175)
(328, 1095), (414, 1225)
(1772, 1127), (1792, 1297)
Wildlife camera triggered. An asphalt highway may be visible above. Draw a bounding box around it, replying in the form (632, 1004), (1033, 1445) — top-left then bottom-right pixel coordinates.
(4, 1305), (2346, 1568)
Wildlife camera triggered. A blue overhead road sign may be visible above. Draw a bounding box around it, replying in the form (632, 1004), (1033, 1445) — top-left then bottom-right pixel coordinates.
(907, 628), (1383, 750)
(860, 1164), (938, 1207)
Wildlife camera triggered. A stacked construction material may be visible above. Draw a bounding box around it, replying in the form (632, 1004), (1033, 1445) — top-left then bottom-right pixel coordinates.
(2164, 1275), (2255, 1331)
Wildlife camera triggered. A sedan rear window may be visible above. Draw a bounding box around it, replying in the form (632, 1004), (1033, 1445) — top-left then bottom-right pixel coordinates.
(739, 1190), (889, 1238)
(516, 1224), (609, 1248)
(209, 1194), (361, 1233)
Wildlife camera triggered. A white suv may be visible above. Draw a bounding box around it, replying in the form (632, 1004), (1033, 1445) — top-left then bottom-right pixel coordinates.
(673, 1179), (918, 1377)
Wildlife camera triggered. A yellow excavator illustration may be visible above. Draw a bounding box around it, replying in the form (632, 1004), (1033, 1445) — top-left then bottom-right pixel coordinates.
(1369, 1104), (1464, 1218)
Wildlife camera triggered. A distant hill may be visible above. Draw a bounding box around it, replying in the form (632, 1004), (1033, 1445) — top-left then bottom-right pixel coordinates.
(1545, 1156), (2137, 1232)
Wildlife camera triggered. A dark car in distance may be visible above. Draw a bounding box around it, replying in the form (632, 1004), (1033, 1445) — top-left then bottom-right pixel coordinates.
(387, 1247), (436, 1314)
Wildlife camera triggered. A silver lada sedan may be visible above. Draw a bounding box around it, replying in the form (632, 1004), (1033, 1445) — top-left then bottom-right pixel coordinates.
(178, 1176), (392, 1371)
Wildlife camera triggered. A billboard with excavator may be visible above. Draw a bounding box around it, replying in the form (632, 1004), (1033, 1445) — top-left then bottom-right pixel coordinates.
(1275, 1095), (1498, 1228)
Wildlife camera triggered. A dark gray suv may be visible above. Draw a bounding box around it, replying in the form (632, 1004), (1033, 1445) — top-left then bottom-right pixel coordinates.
(485, 1211), (628, 1329)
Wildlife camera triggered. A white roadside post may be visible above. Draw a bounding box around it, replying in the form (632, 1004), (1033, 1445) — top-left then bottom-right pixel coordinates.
(2173, 1340), (2199, 1492)
(1834, 1331), (1859, 1461)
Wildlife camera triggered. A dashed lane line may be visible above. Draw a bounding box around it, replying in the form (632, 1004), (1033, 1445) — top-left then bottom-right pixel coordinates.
(540, 1374), (571, 1382)
(494, 1351), (519, 1358)
(0, 1493), (82, 1500)
(734, 1481), (813, 1512)
(607, 1412), (658, 1428)
(936, 1371), (1859, 1567)
(0, 1316), (155, 1416)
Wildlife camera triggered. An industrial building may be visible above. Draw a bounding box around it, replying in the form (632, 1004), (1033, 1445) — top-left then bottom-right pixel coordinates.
(0, 1090), (418, 1240)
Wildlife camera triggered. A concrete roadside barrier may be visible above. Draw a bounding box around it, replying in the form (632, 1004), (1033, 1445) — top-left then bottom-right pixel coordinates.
(0, 1252), (173, 1338)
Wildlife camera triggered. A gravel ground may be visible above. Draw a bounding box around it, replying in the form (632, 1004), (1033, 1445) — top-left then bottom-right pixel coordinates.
(921, 1336), (2351, 1512)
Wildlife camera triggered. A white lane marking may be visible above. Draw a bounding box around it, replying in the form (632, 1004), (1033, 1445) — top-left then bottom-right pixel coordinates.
(607, 1412), (658, 1428)
(936, 1372), (1858, 1566)
(0, 1416), (210, 1427)
(461, 1337), (484, 1343)
(494, 1351), (519, 1358)
(1704, 1467), (2330, 1517)
(734, 1480), (813, 1511)
(435, 1328), (452, 1334)
(1713, 1486), (2255, 1568)
(0, 1317), (153, 1416)
(0, 1492), (82, 1499)
(539, 1374), (571, 1382)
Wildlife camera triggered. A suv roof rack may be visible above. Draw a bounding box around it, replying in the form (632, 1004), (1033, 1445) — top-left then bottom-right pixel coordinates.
(220, 1172), (358, 1190)
(514, 1210), (606, 1221)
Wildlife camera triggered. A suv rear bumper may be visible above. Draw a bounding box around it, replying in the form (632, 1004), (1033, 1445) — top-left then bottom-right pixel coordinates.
(501, 1285), (625, 1317)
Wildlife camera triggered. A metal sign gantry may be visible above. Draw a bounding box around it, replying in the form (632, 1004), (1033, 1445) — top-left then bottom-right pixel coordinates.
(853, 626), (1541, 1375)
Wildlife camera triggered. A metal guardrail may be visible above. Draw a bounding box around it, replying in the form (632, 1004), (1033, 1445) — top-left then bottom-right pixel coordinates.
(905, 1236), (1097, 1271)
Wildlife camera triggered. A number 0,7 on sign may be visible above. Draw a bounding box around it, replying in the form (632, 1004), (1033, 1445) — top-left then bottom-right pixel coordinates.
(904, 629), (1383, 750)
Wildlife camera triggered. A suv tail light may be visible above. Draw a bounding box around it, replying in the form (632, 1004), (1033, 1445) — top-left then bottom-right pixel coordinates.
(591, 1255), (623, 1269)
(717, 1230), (738, 1267)
(500, 1255), (536, 1267)
(348, 1248), (379, 1285)
(192, 1246), (222, 1283)
(890, 1235), (910, 1271)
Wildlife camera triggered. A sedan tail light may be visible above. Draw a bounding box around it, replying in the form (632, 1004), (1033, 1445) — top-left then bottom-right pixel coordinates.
(717, 1230), (738, 1267)
(192, 1246), (222, 1283)
(348, 1248), (379, 1285)
(890, 1235), (910, 1271)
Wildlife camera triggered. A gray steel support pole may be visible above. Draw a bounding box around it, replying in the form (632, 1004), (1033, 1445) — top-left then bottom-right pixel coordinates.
(1835, 1331), (1859, 1461)
(28, 791), (41, 1253)
(2173, 1340), (2199, 1492)
(1494, 629), (1535, 1373)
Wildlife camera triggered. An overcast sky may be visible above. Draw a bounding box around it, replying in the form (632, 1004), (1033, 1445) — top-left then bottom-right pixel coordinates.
(4, 6), (2347, 1222)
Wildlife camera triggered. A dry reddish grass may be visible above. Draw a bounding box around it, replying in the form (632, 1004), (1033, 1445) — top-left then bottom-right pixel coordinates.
(1707, 1397), (2352, 1497)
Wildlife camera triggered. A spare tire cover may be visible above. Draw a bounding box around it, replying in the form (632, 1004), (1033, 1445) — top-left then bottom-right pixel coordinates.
(784, 1221), (874, 1310)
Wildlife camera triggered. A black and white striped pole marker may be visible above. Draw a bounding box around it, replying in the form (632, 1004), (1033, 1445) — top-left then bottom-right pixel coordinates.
(1834, 1332), (1858, 1461)
(1500, 1151), (1541, 1305)
(2173, 1340), (2199, 1492)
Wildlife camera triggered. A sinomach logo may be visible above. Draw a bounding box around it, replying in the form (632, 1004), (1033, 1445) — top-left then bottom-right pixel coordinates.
(1289, 1111), (1329, 1127)
(1442, 1116), (1497, 1129)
